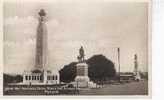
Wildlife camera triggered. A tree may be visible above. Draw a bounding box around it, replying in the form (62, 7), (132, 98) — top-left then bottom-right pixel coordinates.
(59, 62), (77, 83)
(3, 74), (23, 85)
(87, 54), (116, 82)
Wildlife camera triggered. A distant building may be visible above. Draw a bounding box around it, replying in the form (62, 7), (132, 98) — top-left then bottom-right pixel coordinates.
(119, 72), (135, 81)
(22, 9), (59, 85)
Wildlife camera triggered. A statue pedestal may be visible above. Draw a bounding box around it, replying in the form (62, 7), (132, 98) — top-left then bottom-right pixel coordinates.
(75, 62), (90, 88)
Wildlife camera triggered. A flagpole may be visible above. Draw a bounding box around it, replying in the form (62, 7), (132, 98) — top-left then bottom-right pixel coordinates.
(117, 47), (120, 82)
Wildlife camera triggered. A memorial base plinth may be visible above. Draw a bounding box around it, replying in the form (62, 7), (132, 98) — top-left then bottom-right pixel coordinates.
(73, 62), (97, 88)
(75, 76), (90, 88)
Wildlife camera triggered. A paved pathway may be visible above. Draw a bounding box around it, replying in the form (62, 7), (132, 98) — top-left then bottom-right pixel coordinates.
(79, 80), (148, 95)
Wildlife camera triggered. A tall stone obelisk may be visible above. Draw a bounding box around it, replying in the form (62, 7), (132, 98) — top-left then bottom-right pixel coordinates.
(35, 9), (48, 70)
(23, 9), (60, 85)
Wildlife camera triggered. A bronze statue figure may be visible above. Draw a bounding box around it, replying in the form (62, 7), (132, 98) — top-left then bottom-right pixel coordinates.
(77, 46), (85, 62)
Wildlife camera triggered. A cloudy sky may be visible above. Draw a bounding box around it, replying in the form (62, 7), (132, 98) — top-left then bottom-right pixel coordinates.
(3, 0), (148, 74)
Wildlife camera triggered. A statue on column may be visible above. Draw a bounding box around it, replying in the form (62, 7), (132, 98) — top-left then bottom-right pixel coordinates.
(77, 46), (85, 63)
(134, 54), (138, 75)
(134, 54), (141, 81)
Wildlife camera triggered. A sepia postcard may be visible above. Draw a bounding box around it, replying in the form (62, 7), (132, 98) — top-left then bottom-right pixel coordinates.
(1, 0), (151, 97)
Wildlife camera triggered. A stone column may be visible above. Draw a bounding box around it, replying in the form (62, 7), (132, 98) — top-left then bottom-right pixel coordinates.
(35, 9), (48, 70)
